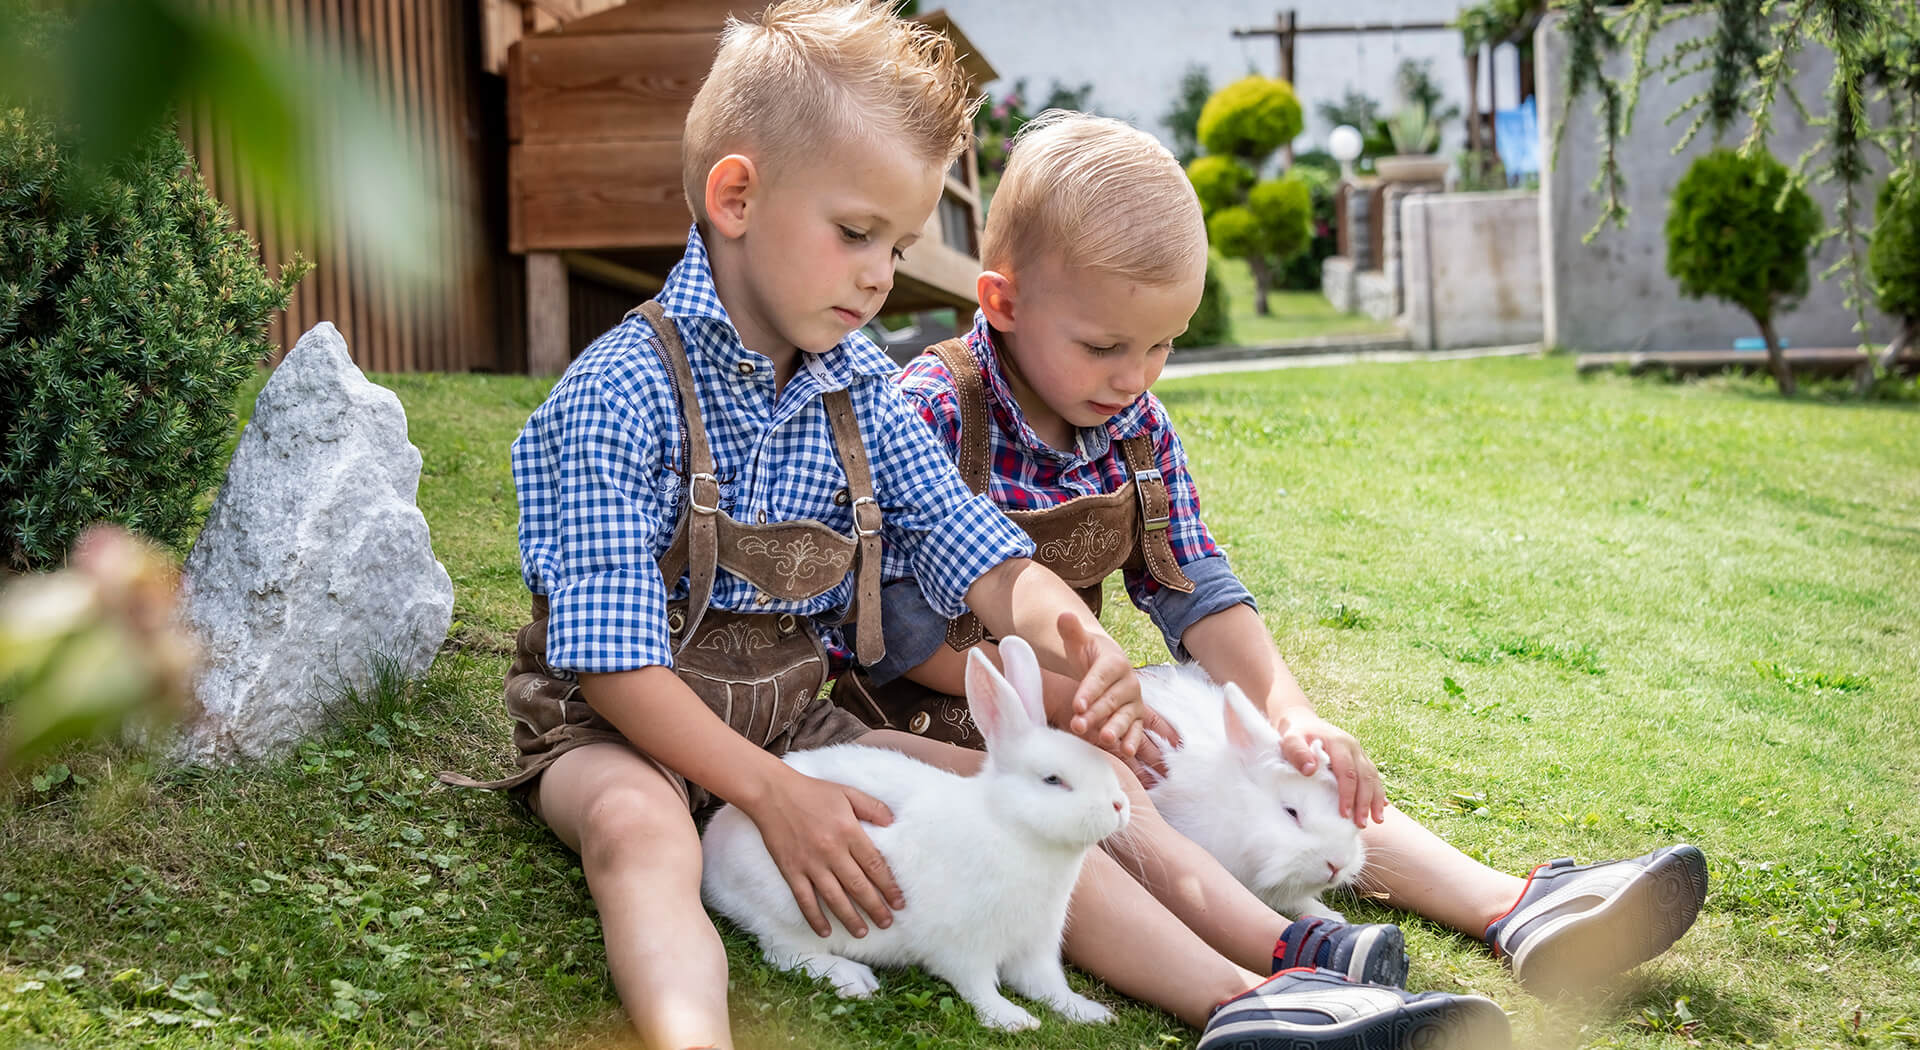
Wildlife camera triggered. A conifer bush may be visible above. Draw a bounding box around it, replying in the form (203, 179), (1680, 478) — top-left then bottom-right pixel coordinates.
(0, 104), (303, 571)
(1664, 148), (1819, 395)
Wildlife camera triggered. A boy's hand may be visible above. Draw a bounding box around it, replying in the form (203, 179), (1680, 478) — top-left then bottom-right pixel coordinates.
(742, 772), (905, 939)
(1060, 613), (1149, 758)
(1273, 708), (1385, 827)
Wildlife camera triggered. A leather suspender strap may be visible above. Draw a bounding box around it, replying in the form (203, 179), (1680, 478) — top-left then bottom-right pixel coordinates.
(930, 337), (991, 651)
(1118, 436), (1197, 594)
(929, 338), (991, 494)
(824, 387), (886, 665)
(637, 300), (722, 651)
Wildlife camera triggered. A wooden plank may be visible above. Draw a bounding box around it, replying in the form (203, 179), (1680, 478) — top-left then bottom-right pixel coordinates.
(893, 236), (977, 312)
(514, 31), (719, 145)
(366, 0), (399, 374)
(511, 139), (691, 252)
(553, 0), (747, 36)
(526, 252), (572, 375)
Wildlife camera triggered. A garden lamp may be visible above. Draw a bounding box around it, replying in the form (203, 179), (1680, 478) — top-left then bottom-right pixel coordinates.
(1330, 124), (1363, 180)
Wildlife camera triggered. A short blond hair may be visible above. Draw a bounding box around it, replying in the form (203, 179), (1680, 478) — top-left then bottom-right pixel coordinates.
(983, 111), (1207, 285)
(682, 0), (977, 223)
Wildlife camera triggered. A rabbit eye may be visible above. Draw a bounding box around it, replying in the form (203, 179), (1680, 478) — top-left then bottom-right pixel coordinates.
(1042, 774), (1068, 788)
(1284, 806), (1301, 823)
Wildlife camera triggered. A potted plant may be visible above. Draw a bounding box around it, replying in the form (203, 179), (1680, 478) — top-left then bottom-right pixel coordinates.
(1375, 103), (1449, 183)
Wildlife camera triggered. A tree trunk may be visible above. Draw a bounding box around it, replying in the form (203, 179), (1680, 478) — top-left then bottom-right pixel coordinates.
(1248, 254), (1273, 316)
(1851, 321), (1911, 396)
(1876, 320), (1912, 372)
(1758, 315), (1796, 397)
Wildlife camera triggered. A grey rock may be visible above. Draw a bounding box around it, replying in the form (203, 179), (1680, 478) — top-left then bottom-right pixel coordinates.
(175, 322), (452, 764)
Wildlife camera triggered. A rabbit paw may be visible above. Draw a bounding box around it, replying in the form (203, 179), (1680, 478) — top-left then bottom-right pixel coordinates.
(1293, 898), (1346, 922)
(1050, 993), (1114, 1024)
(973, 997), (1041, 1031)
(819, 958), (880, 999)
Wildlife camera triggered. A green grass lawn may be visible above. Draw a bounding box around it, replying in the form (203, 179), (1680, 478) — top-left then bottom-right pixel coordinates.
(5, 359), (1920, 1049)
(1211, 254), (1402, 346)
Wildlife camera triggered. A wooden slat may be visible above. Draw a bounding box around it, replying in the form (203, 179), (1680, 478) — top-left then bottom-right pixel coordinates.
(513, 31), (719, 145)
(892, 236), (977, 312)
(554, 0), (752, 35)
(510, 139), (689, 252)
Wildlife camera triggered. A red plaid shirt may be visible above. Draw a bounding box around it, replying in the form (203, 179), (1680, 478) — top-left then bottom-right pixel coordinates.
(895, 313), (1224, 607)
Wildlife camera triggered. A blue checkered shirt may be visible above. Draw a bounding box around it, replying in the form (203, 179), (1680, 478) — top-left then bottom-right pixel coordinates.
(512, 226), (1034, 674)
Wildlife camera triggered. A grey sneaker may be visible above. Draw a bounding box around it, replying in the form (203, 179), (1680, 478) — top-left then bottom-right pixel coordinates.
(1483, 844), (1708, 997)
(1274, 916), (1410, 988)
(1201, 968), (1511, 1050)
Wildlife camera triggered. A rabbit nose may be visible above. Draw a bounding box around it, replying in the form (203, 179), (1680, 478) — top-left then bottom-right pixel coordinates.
(1112, 799), (1124, 813)
(1326, 860), (1340, 879)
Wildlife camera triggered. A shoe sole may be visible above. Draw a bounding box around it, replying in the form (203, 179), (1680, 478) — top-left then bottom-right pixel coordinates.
(1334, 924), (1411, 989)
(1509, 844), (1709, 997)
(1200, 993), (1511, 1050)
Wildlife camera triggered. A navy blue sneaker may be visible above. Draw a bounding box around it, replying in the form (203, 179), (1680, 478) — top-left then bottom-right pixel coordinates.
(1274, 916), (1410, 988)
(1484, 844), (1708, 997)
(1201, 968), (1511, 1050)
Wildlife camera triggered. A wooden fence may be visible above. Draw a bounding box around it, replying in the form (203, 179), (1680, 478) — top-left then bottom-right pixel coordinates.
(181, 0), (515, 372)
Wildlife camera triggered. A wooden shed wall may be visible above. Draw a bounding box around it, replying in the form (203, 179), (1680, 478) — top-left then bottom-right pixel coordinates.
(182, 0), (517, 373)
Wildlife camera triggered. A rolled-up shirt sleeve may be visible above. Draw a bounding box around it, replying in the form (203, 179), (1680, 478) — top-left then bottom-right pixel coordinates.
(1141, 553), (1257, 661)
(512, 372), (676, 673)
(866, 382), (1032, 620)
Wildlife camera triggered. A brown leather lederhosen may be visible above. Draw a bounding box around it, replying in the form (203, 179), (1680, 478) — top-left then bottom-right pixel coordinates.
(831, 336), (1194, 749)
(441, 301), (882, 812)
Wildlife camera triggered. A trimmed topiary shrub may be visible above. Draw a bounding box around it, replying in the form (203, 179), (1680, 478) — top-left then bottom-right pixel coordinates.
(1197, 76), (1303, 160)
(1868, 164), (1919, 368)
(1664, 148), (1819, 395)
(1187, 75), (1312, 318)
(1185, 258), (1231, 348)
(1186, 154), (1255, 216)
(1247, 177), (1313, 263)
(0, 105), (304, 571)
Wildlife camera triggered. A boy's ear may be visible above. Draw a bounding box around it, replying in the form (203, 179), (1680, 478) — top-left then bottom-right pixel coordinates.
(977, 270), (1018, 331)
(704, 154), (758, 240)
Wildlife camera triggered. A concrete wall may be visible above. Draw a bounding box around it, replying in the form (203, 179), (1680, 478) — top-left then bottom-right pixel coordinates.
(1402, 191), (1544, 350)
(1538, 11), (1895, 351)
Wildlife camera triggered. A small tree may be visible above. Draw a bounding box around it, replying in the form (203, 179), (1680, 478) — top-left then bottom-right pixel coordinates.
(0, 104), (304, 571)
(1664, 148), (1821, 395)
(1188, 76), (1312, 316)
(1868, 165), (1920, 375)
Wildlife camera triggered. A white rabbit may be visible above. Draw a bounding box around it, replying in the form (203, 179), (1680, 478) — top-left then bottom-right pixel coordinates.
(700, 636), (1130, 1032)
(1138, 663), (1366, 921)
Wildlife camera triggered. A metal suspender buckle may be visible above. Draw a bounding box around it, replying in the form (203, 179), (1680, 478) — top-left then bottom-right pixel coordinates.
(850, 496), (884, 538)
(688, 472), (722, 515)
(1132, 467), (1171, 532)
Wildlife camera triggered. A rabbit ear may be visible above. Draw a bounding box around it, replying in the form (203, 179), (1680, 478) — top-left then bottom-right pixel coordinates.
(995, 635), (1048, 728)
(966, 646), (1035, 749)
(1220, 682), (1275, 757)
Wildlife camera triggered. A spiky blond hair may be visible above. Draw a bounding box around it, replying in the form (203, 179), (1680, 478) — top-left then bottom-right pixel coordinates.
(681, 0), (978, 223)
(983, 111), (1207, 285)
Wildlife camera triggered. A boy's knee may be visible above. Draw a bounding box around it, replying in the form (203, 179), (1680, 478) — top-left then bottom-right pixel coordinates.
(578, 788), (699, 869)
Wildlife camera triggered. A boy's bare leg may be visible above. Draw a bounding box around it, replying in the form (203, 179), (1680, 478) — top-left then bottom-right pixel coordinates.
(1093, 752), (1292, 973)
(867, 730), (1285, 984)
(536, 743), (730, 1050)
(1062, 847), (1260, 1026)
(1356, 805), (1526, 937)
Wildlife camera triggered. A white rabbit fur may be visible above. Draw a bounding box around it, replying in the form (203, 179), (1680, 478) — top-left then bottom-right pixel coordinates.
(700, 636), (1130, 1032)
(1138, 663), (1365, 921)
